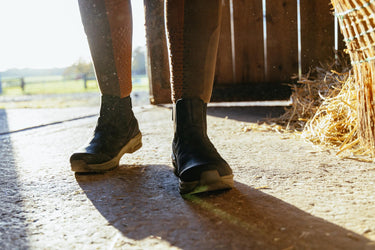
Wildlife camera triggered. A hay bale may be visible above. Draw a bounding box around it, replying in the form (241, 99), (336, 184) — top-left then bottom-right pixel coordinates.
(328, 0), (375, 157)
(268, 1), (375, 160)
(298, 0), (375, 160)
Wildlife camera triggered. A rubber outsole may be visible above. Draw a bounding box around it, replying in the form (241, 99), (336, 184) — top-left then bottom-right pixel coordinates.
(71, 132), (142, 173)
(172, 155), (234, 195)
(179, 170), (234, 195)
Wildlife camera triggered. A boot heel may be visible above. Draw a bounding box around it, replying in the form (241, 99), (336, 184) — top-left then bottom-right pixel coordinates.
(128, 142), (142, 153)
(126, 133), (142, 153)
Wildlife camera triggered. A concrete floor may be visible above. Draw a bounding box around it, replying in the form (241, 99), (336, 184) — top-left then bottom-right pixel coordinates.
(1, 96), (375, 249)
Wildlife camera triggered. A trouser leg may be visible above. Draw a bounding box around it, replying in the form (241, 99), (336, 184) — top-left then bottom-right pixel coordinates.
(78, 0), (133, 98)
(71, 0), (141, 173)
(165, 0), (222, 103)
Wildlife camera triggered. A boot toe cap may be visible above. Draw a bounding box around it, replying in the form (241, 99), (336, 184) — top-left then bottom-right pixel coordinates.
(70, 152), (112, 165)
(178, 160), (232, 182)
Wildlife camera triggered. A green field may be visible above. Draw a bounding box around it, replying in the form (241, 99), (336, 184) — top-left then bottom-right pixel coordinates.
(1, 75), (149, 95)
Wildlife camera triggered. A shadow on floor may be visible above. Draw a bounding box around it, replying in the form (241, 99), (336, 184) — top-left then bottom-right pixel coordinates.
(76, 164), (373, 249)
(158, 104), (287, 123)
(0, 109), (29, 249)
(207, 106), (286, 123)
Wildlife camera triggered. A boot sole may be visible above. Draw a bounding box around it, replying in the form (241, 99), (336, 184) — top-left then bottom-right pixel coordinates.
(71, 132), (142, 173)
(179, 171), (234, 195)
(172, 157), (234, 195)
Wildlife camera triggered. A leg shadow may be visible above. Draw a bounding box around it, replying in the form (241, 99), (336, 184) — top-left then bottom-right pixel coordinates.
(76, 164), (373, 249)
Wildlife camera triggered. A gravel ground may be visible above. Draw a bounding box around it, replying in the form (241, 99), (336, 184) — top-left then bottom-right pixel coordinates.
(0, 92), (374, 249)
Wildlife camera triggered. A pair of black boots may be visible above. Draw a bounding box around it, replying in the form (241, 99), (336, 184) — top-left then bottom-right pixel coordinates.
(70, 95), (233, 195)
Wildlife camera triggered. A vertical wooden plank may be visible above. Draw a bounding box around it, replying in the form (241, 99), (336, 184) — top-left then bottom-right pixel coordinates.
(233, 0), (265, 83)
(300, 0), (336, 73)
(267, 0), (298, 82)
(214, 0), (234, 85)
(144, 0), (171, 104)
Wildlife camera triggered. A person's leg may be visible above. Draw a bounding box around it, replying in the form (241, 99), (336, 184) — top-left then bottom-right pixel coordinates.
(70, 0), (142, 172)
(165, 0), (233, 194)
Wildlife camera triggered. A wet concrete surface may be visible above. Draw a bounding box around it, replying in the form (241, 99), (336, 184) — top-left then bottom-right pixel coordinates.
(1, 96), (375, 249)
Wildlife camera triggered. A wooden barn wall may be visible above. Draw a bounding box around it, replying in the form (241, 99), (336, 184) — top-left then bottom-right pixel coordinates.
(144, 0), (171, 104)
(145, 0), (345, 104)
(214, 1), (235, 85)
(266, 0), (298, 83)
(300, 0), (344, 73)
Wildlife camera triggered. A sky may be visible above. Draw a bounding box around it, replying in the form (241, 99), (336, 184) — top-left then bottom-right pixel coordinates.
(0, 0), (146, 71)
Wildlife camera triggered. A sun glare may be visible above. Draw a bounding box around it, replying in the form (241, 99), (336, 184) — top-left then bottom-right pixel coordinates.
(0, 0), (146, 71)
